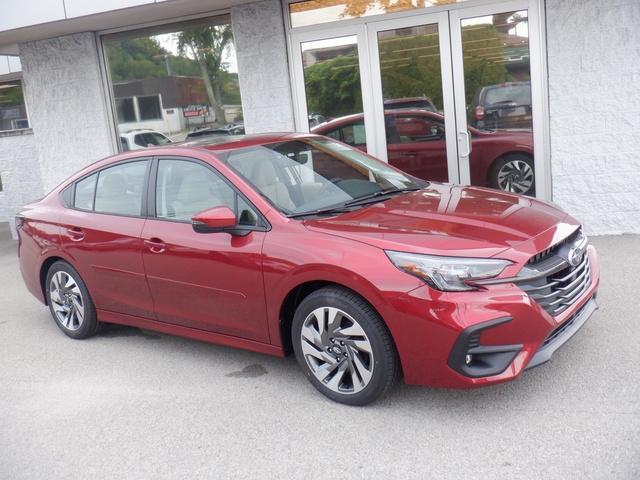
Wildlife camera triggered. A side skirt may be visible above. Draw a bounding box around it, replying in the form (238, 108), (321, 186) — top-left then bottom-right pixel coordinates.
(97, 309), (286, 358)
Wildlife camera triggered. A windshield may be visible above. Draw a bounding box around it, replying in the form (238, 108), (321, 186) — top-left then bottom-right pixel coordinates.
(484, 84), (531, 106)
(223, 137), (424, 216)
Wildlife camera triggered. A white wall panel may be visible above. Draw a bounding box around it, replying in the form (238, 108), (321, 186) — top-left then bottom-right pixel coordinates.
(0, 0), (65, 31)
(64, 0), (155, 19)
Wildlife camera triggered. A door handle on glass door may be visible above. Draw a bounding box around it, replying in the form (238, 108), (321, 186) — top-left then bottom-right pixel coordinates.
(144, 238), (166, 254)
(457, 131), (471, 157)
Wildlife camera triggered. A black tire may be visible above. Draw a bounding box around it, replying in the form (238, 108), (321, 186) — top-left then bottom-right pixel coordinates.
(45, 261), (100, 339)
(292, 286), (398, 406)
(489, 153), (536, 196)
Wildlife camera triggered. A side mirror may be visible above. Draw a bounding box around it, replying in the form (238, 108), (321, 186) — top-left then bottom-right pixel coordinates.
(191, 206), (238, 234)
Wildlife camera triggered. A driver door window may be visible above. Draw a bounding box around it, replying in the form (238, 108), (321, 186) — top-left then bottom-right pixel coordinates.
(155, 159), (258, 226)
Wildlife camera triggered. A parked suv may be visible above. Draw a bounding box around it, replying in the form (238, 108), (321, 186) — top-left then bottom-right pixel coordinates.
(17, 133), (598, 405)
(468, 81), (532, 131)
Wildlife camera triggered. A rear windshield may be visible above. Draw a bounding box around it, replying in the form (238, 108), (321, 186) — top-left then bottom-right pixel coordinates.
(484, 84), (531, 106)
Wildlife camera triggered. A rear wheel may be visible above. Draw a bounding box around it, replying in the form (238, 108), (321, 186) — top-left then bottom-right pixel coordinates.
(292, 287), (398, 406)
(45, 261), (100, 339)
(490, 154), (535, 195)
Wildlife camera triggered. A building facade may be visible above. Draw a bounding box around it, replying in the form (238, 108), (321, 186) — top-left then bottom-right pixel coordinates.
(0, 0), (638, 238)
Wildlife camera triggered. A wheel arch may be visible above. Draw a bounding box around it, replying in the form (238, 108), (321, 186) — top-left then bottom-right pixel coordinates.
(277, 280), (397, 359)
(39, 255), (70, 305)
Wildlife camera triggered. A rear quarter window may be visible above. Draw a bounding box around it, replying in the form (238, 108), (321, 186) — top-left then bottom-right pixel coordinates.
(74, 173), (98, 210)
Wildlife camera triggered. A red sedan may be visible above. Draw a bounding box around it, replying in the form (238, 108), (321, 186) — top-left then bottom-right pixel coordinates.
(312, 110), (535, 195)
(17, 133), (598, 405)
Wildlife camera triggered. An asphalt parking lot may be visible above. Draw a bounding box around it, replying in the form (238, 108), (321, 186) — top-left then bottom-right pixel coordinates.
(0, 235), (638, 479)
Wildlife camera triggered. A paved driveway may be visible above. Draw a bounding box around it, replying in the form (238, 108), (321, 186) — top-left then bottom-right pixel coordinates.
(0, 235), (638, 479)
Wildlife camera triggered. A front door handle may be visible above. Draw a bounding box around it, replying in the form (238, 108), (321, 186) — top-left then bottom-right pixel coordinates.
(144, 238), (166, 254)
(67, 227), (85, 242)
(457, 131), (471, 157)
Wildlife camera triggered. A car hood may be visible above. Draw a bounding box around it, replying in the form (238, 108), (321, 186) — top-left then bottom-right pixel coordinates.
(304, 184), (577, 258)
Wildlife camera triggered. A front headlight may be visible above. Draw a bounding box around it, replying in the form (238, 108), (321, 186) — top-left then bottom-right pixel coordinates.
(385, 251), (511, 292)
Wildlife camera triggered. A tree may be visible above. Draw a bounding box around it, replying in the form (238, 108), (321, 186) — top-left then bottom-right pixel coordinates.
(177, 24), (234, 123)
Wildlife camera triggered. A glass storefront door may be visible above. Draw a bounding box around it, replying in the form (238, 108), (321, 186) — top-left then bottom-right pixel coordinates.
(288, 0), (547, 198)
(367, 12), (459, 184)
(450, 3), (540, 196)
(291, 26), (378, 155)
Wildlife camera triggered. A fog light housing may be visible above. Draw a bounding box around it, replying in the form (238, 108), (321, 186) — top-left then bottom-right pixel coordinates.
(448, 317), (523, 378)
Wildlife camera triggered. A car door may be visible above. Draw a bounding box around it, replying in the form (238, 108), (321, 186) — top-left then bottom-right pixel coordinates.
(385, 113), (448, 182)
(141, 157), (270, 342)
(60, 159), (156, 319)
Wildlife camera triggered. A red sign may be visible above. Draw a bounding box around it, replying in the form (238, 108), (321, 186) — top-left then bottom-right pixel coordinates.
(182, 104), (209, 118)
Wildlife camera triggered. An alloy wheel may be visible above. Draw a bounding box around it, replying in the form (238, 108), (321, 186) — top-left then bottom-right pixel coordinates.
(49, 270), (85, 331)
(300, 307), (374, 394)
(497, 159), (534, 194)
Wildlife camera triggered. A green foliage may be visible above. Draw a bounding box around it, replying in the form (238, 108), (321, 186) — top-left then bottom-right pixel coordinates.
(177, 24), (233, 85)
(105, 29), (241, 109)
(302, 22), (511, 119)
(0, 84), (24, 107)
(303, 54), (363, 118)
(460, 25), (513, 104)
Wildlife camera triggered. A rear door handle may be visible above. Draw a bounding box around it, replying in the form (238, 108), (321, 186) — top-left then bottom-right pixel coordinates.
(67, 227), (85, 242)
(144, 238), (166, 254)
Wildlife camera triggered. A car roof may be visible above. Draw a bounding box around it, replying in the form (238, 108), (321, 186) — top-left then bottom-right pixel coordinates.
(312, 109), (445, 132)
(178, 132), (305, 151)
(384, 97), (434, 104)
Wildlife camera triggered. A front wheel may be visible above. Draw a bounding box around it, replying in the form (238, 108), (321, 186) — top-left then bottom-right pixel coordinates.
(292, 287), (398, 406)
(45, 261), (100, 339)
(490, 154), (535, 195)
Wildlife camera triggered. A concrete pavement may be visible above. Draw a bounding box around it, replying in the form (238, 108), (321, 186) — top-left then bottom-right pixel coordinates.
(0, 235), (638, 479)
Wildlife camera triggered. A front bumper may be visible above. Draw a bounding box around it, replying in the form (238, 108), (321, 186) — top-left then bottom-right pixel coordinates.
(378, 245), (600, 388)
(526, 296), (598, 369)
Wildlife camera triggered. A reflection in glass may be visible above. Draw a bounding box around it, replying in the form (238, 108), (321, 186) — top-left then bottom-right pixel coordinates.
(378, 24), (448, 182)
(0, 81), (29, 131)
(290, 0), (468, 28)
(301, 36), (364, 131)
(461, 10), (535, 195)
(104, 16), (243, 151)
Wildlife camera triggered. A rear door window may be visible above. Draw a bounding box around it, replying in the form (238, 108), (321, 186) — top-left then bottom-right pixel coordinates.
(94, 161), (148, 216)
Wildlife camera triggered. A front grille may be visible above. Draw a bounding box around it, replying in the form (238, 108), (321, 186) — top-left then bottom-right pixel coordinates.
(519, 253), (591, 316)
(542, 296), (592, 347)
(527, 228), (581, 265)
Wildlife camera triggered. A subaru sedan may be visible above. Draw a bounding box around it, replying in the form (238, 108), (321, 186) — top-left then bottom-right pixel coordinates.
(16, 133), (599, 405)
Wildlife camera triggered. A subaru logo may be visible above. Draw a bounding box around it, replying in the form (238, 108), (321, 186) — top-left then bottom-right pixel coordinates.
(567, 244), (584, 267)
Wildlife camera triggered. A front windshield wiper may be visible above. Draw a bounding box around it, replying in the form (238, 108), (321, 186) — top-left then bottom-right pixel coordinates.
(287, 186), (422, 219)
(343, 186), (421, 207)
(287, 204), (356, 219)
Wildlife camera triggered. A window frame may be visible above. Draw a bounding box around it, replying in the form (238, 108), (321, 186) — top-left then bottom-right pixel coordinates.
(137, 95), (163, 121)
(114, 96), (137, 124)
(0, 78), (31, 133)
(61, 158), (152, 219)
(148, 156), (271, 232)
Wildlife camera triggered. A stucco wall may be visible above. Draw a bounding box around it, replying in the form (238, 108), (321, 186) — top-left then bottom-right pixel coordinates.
(19, 32), (115, 193)
(0, 130), (40, 236)
(546, 0), (640, 234)
(231, 0), (295, 134)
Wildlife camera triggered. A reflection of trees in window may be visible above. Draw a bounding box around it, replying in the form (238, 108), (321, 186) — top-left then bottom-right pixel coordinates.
(177, 24), (234, 124)
(304, 53), (363, 119)
(105, 21), (241, 123)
